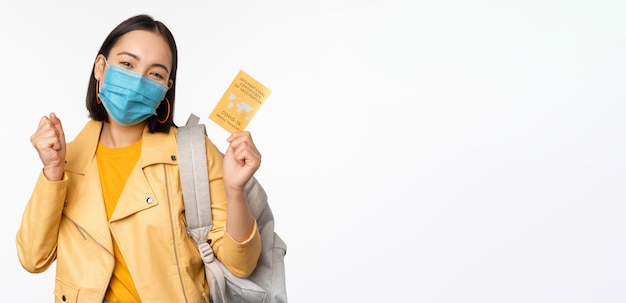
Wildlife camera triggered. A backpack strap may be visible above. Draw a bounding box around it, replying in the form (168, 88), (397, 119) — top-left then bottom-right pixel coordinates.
(177, 113), (227, 301)
(178, 114), (213, 239)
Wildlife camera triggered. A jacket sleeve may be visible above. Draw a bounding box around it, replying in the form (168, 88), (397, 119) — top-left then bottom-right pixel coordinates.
(204, 138), (262, 278)
(16, 171), (68, 273)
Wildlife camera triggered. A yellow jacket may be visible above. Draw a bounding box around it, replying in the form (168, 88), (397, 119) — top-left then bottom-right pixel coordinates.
(16, 120), (261, 303)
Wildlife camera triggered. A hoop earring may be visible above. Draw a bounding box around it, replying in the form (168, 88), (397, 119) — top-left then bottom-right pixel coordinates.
(157, 97), (171, 124)
(95, 81), (102, 104)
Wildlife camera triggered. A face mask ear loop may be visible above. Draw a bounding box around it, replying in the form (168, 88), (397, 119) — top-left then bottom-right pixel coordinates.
(157, 97), (171, 124)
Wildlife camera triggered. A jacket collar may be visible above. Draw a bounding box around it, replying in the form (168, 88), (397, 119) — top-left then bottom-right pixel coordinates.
(66, 120), (179, 174)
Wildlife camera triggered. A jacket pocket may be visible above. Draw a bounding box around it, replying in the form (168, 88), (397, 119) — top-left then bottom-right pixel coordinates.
(54, 279), (79, 303)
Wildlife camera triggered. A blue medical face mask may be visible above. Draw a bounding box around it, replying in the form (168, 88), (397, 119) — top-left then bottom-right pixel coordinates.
(98, 61), (168, 126)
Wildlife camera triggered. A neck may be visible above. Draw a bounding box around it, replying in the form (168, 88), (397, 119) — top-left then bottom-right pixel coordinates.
(100, 120), (146, 148)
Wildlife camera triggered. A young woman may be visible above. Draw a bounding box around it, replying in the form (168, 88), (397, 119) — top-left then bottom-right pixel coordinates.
(16, 14), (261, 303)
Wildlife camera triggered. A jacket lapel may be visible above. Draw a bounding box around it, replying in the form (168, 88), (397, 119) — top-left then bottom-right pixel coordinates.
(110, 126), (178, 221)
(63, 120), (113, 253)
(109, 162), (159, 222)
(62, 120), (180, 246)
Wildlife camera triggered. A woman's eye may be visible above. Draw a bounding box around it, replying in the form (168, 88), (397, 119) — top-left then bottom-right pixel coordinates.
(120, 61), (133, 68)
(150, 72), (165, 80)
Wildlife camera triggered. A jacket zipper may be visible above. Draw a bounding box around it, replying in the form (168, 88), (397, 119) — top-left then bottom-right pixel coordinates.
(72, 222), (87, 240)
(164, 165), (190, 303)
(68, 218), (112, 255)
(68, 217), (114, 302)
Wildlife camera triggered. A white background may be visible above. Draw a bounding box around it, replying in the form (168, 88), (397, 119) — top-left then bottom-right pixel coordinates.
(2, 1), (625, 302)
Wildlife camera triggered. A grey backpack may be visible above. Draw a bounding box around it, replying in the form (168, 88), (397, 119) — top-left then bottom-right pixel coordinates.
(177, 114), (288, 303)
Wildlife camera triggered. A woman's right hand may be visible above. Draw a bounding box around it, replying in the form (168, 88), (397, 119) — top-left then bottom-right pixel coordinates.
(31, 113), (66, 181)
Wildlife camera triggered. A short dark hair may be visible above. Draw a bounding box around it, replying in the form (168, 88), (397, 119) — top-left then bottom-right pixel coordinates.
(85, 14), (178, 133)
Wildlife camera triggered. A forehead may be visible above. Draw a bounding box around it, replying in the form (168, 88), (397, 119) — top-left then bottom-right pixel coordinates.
(111, 30), (172, 68)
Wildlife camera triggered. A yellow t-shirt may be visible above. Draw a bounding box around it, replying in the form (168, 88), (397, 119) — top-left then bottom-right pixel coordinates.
(96, 139), (142, 303)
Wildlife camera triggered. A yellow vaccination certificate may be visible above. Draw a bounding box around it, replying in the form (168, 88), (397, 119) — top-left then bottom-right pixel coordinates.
(209, 70), (271, 133)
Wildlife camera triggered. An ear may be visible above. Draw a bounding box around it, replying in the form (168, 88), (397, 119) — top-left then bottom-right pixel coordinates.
(93, 54), (106, 81)
(167, 79), (173, 89)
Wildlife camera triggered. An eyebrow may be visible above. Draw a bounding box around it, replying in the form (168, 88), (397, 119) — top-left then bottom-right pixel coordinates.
(116, 51), (170, 73)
